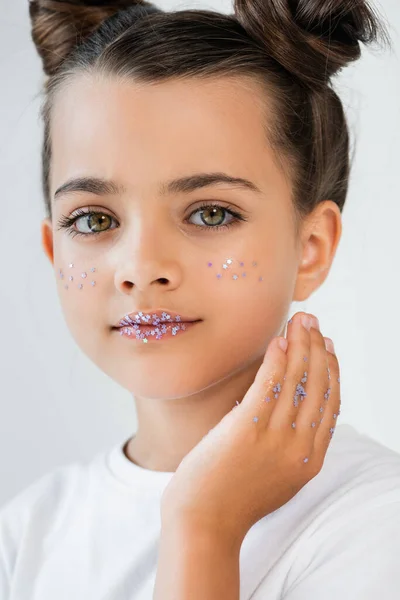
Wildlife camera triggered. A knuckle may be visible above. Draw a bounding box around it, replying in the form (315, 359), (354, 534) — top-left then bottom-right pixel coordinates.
(314, 332), (329, 352)
(310, 459), (324, 478)
(327, 347), (339, 362)
(286, 340), (309, 372)
(311, 448), (326, 471)
(327, 353), (340, 374)
(288, 439), (309, 463)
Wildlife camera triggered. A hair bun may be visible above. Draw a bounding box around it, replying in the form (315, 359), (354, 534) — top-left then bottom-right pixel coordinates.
(29, 0), (152, 77)
(234, 0), (391, 87)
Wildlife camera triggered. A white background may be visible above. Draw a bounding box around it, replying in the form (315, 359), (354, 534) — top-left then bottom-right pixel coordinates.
(0, 0), (399, 506)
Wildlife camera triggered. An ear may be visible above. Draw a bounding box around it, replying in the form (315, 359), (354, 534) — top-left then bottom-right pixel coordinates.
(41, 217), (54, 265)
(293, 200), (342, 302)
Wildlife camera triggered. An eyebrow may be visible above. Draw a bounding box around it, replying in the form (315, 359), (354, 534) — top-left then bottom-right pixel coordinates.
(53, 172), (263, 202)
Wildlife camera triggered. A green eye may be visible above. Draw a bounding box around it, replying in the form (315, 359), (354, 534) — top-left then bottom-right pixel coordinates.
(57, 203), (247, 239)
(187, 204), (245, 230)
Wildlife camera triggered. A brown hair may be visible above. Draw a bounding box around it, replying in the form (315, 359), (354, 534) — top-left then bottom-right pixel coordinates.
(29, 0), (391, 236)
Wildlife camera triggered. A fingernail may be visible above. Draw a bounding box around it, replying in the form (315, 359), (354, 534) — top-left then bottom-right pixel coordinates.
(311, 316), (320, 331)
(324, 338), (335, 353)
(301, 315), (312, 331)
(278, 338), (288, 352)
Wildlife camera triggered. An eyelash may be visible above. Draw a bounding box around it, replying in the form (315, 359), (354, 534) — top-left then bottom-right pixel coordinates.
(56, 203), (248, 239)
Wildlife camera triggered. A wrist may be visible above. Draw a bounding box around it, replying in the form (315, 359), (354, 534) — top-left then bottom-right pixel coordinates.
(160, 509), (244, 557)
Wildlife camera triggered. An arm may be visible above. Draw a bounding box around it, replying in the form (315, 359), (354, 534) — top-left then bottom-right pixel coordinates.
(153, 519), (242, 600)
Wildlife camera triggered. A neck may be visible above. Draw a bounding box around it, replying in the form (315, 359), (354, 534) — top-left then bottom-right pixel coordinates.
(124, 352), (265, 472)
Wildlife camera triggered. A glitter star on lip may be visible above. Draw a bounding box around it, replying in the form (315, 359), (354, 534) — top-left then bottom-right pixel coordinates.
(115, 309), (201, 328)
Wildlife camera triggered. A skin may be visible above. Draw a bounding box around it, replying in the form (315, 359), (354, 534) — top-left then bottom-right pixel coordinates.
(153, 313), (341, 599)
(41, 73), (342, 472)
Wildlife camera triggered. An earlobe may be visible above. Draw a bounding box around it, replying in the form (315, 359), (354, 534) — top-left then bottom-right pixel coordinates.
(41, 217), (54, 265)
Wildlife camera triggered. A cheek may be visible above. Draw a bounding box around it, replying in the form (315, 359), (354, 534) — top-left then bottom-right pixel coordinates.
(55, 262), (101, 336)
(204, 255), (290, 306)
(57, 262), (98, 290)
(204, 254), (292, 337)
(206, 257), (265, 283)
(54, 252), (291, 342)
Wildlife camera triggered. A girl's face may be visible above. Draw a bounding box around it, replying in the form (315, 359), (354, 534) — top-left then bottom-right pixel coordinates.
(43, 74), (306, 399)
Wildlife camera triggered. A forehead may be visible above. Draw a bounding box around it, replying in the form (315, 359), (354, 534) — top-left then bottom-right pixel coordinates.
(49, 74), (279, 199)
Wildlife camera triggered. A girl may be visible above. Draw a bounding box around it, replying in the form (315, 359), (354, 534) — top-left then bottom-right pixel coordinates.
(1, 0), (399, 598)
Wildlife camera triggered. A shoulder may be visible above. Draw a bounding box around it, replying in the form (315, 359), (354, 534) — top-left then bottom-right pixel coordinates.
(0, 461), (89, 595)
(300, 424), (400, 532)
(0, 445), (114, 592)
(278, 427), (400, 597)
(0, 461), (84, 538)
(325, 423), (400, 490)
(276, 424), (400, 535)
(0, 451), (105, 562)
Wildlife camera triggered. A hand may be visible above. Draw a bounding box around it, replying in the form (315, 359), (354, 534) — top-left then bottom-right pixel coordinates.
(160, 312), (341, 546)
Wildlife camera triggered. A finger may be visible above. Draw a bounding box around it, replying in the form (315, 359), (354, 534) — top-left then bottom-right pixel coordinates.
(268, 312), (312, 431)
(314, 340), (341, 457)
(239, 335), (288, 427)
(295, 326), (331, 434)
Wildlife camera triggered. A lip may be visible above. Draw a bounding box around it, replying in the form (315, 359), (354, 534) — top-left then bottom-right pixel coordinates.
(117, 319), (200, 342)
(115, 310), (201, 329)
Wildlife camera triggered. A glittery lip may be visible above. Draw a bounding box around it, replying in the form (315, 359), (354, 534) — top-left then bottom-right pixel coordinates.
(118, 320), (200, 342)
(115, 310), (201, 329)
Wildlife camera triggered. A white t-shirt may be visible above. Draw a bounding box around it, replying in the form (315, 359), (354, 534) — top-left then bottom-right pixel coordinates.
(1, 423), (400, 599)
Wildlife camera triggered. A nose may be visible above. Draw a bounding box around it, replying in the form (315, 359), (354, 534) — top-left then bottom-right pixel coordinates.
(113, 219), (184, 294)
(114, 256), (183, 294)
(117, 274), (172, 294)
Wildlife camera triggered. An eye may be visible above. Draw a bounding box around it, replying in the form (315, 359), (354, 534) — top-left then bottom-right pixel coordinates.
(56, 203), (248, 239)
(186, 203), (247, 231)
(56, 208), (118, 239)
